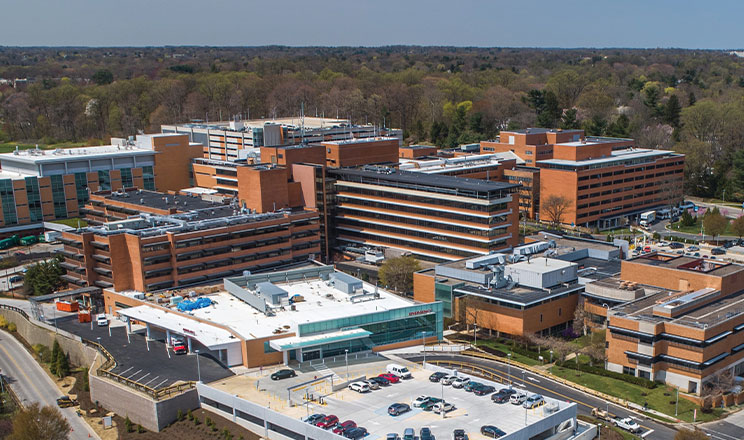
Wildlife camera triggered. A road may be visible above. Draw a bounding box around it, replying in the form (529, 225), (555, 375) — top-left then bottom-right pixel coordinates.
(0, 329), (99, 439)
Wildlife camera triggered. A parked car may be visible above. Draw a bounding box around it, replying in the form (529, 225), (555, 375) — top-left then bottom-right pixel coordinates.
(333, 421), (357, 435)
(403, 428), (415, 440)
(56, 396), (79, 408)
(523, 394), (544, 409)
(8, 275), (23, 283)
(388, 403), (411, 416)
(480, 425), (507, 438)
(386, 364), (412, 379)
(420, 397), (443, 411)
(712, 247), (726, 255)
(173, 342), (187, 355)
(368, 376), (389, 387)
(613, 417), (642, 433)
(413, 396), (431, 408)
(441, 375), (458, 385)
(349, 382), (370, 393)
(464, 381), (482, 392)
(420, 427), (434, 440)
(344, 427), (368, 439)
(453, 429), (468, 440)
(473, 384), (496, 396)
(271, 369), (297, 380)
(509, 392), (527, 405)
(491, 389), (515, 403)
(669, 242), (684, 249)
(316, 415), (339, 429)
(386, 434), (400, 440)
(379, 373), (400, 384)
(723, 240), (735, 249)
(303, 414), (325, 424)
(362, 380), (379, 390)
(432, 402), (456, 414)
(429, 372), (447, 382)
(96, 313), (108, 326)
(451, 377), (469, 388)
(687, 245), (700, 251)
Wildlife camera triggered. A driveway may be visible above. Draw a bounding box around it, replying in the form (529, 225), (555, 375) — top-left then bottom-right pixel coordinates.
(0, 329), (99, 439)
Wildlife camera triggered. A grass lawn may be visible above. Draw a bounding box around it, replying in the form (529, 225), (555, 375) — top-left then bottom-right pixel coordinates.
(669, 219), (735, 237)
(0, 141), (87, 154)
(474, 340), (543, 366)
(50, 217), (87, 228)
(550, 365), (723, 423)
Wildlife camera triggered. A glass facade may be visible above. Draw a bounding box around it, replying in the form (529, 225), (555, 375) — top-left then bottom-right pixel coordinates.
(0, 179), (17, 225)
(24, 177), (42, 222)
(435, 282), (464, 318)
(297, 302), (443, 357)
(50, 175), (67, 219)
(74, 172), (89, 207)
(142, 166), (155, 191)
(120, 168), (133, 188)
(98, 170), (111, 191)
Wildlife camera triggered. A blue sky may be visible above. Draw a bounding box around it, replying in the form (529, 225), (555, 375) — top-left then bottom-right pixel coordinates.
(1, 0), (740, 48)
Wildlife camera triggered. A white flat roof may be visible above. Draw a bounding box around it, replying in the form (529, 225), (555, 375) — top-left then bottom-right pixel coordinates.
(537, 148), (680, 167)
(189, 279), (415, 340)
(399, 152), (524, 173)
(508, 257), (576, 274)
(0, 145), (156, 165)
(118, 305), (237, 348)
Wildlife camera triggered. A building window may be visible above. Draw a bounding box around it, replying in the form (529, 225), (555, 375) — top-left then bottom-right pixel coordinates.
(639, 370), (651, 380)
(74, 172), (89, 207)
(120, 168), (133, 188)
(0, 179), (17, 225)
(50, 175), (67, 219)
(98, 170), (111, 191)
(558, 307), (562, 316)
(24, 177), (43, 222)
(622, 366), (636, 376)
(264, 341), (277, 353)
(540, 314), (543, 322)
(142, 166), (155, 191)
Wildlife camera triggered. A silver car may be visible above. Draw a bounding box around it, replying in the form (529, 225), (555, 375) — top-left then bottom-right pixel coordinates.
(451, 377), (470, 388)
(441, 375), (458, 385)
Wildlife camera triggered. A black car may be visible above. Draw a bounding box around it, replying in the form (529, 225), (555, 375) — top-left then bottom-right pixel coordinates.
(345, 427), (368, 439)
(453, 429), (468, 440)
(723, 240), (735, 249)
(420, 397), (443, 411)
(304, 414), (325, 424)
(491, 389), (515, 403)
(271, 369), (297, 380)
(369, 376), (390, 387)
(669, 242), (684, 249)
(480, 426), (506, 439)
(473, 384), (495, 396)
(429, 372), (448, 382)
(711, 247), (726, 255)
(388, 403), (411, 416)
(420, 427), (433, 440)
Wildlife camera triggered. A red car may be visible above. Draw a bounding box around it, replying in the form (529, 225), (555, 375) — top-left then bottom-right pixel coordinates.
(173, 343), (187, 355)
(316, 415), (339, 429)
(379, 373), (400, 384)
(333, 420), (356, 434)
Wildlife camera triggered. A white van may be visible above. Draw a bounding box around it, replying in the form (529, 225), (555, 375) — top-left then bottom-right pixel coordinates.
(386, 364), (412, 379)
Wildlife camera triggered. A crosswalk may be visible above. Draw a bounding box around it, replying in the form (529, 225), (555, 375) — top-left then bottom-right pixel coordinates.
(313, 364), (342, 381)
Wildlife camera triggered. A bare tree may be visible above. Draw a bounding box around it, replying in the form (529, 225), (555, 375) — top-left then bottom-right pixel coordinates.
(702, 369), (735, 401)
(573, 301), (588, 337)
(9, 403), (70, 440)
(542, 195), (571, 227)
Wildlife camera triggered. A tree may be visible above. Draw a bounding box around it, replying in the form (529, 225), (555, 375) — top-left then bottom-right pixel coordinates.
(50, 340), (61, 376)
(582, 330), (607, 367)
(664, 94), (682, 128)
(23, 259), (66, 297)
(674, 429), (710, 440)
(732, 216), (744, 239)
(55, 350), (70, 378)
(680, 210), (697, 227)
(572, 301), (588, 336)
(606, 114), (630, 138)
(378, 256), (421, 293)
(9, 402), (70, 440)
(560, 108), (580, 130)
(91, 69), (114, 86)
(542, 195), (571, 227)
(703, 209), (728, 243)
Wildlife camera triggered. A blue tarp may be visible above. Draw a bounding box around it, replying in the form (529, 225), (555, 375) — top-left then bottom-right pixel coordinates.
(177, 297), (212, 312)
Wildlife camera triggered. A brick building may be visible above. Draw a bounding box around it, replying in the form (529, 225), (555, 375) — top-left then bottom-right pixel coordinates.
(60, 190), (320, 292)
(0, 134), (201, 232)
(606, 253), (744, 393)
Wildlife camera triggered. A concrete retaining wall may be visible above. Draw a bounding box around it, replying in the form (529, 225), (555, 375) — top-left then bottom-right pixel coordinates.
(0, 308), (97, 368)
(89, 374), (199, 432)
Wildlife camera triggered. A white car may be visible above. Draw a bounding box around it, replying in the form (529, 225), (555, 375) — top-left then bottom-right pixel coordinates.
(509, 392), (526, 405)
(441, 375), (458, 385)
(432, 402), (456, 414)
(523, 394), (544, 409)
(96, 314), (108, 326)
(413, 395), (431, 408)
(363, 380), (379, 390)
(613, 417), (641, 433)
(348, 382), (370, 393)
(451, 377), (469, 388)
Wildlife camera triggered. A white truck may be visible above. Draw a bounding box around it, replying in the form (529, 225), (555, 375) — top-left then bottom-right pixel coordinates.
(639, 210), (656, 227)
(613, 417), (642, 433)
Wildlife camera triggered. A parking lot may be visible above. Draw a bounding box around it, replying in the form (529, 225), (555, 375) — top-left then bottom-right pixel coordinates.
(213, 359), (574, 440)
(56, 315), (233, 390)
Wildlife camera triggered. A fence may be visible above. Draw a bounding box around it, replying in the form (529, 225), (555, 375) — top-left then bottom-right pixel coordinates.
(0, 303), (29, 320)
(0, 373), (21, 409)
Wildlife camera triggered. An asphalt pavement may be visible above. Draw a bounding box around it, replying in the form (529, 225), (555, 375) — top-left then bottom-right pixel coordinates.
(56, 316), (234, 389)
(0, 329), (100, 439)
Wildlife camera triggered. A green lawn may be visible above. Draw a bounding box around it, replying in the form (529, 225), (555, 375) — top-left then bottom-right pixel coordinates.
(669, 219), (735, 237)
(474, 340), (543, 366)
(0, 141), (87, 154)
(50, 218), (88, 228)
(550, 365), (723, 423)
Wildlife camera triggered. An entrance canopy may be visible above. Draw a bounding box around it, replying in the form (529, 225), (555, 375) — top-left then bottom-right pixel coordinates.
(269, 328), (371, 352)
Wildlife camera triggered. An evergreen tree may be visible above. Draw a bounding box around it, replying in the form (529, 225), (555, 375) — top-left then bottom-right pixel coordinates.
(606, 114), (630, 137)
(688, 92), (696, 106)
(583, 115), (608, 136)
(560, 108), (580, 129)
(664, 95), (682, 127)
(55, 351), (70, 378)
(50, 340), (61, 375)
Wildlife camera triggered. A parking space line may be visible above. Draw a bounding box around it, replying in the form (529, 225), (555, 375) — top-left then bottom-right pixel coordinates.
(119, 366), (133, 376)
(154, 379), (169, 389)
(136, 372), (150, 382)
(143, 376), (159, 386)
(126, 369), (142, 379)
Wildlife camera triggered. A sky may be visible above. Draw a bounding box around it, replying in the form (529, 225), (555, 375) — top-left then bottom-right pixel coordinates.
(1, 0), (740, 49)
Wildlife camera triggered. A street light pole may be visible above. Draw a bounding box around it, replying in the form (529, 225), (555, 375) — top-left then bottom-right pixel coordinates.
(507, 353), (512, 389)
(195, 349), (201, 382)
(422, 332), (426, 366)
(441, 381), (444, 420)
(675, 388), (679, 417)
(344, 349), (349, 383)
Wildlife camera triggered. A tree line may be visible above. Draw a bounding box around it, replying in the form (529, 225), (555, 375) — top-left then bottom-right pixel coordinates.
(2, 47), (744, 199)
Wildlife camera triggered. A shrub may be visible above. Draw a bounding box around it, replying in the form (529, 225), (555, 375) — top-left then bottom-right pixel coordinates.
(177, 409), (184, 421)
(558, 359), (658, 389)
(0, 316), (7, 328)
(206, 416), (213, 426)
(82, 367), (89, 391)
(6, 322), (16, 332)
(125, 416), (133, 433)
(32, 344), (52, 363)
(137, 424), (145, 433)
(193, 417), (201, 426)
(187, 409), (193, 421)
